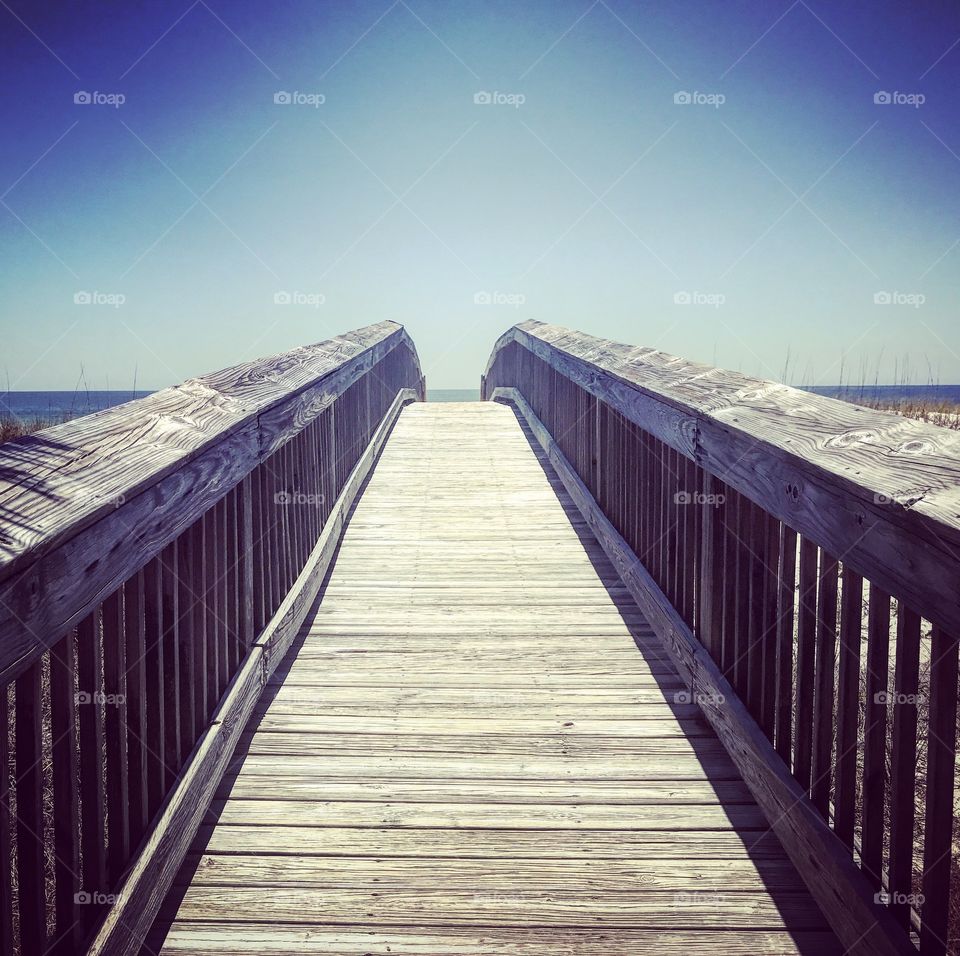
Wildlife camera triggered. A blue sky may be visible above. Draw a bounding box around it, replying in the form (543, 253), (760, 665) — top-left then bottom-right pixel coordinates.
(1, 0), (958, 389)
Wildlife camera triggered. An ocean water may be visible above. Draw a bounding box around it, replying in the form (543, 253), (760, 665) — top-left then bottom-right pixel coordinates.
(427, 389), (480, 403)
(802, 384), (960, 404)
(1, 390), (151, 422)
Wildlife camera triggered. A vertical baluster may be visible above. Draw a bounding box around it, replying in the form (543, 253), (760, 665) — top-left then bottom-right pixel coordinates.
(102, 589), (130, 883)
(794, 536), (818, 790)
(0, 683), (12, 956)
(267, 458), (281, 619)
(124, 569), (149, 848)
(811, 550), (838, 818)
(204, 507), (220, 707)
(861, 585), (890, 886)
(50, 630), (80, 955)
(142, 558), (166, 815)
(920, 624), (959, 954)
(77, 610), (107, 922)
(834, 565), (863, 847)
(760, 513), (781, 737)
(719, 486), (737, 679)
(162, 543), (182, 777)
(192, 516), (209, 732)
(888, 604), (920, 929)
(677, 455), (690, 624)
(653, 436), (665, 589)
(698, 472), (722, 660)
(279, 446), (292, 594)
(732, 492), (750, 698)
(746, 499), (766, 720)
(15, 658), (46, 951)
(219, 497), (230, 690)
(249, 467), (265, 635)
(177, 529), (197, 757)
(775, 525), (797, 762)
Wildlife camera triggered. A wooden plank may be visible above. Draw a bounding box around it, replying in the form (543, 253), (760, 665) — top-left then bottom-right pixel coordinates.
(811, 550), (838, 819)
(888, 604), (921, 930)
(214, 777), (753, 804)
(160, 885), (828, 929)
(794, 535), (818, 790)
(50, 631), (81, 954)
(151, 924), (842, 955)
(774, 524), (797, 762)
(920, 625), (959, 954)
(77, 609), (107, 913)
(102, 588), (130, 883)
(834, 565), (863, 847)
(207, 798), (767, 830)
(124, 569), (149, 846)
(143, 557), (166, 814)
(15, 658), (46, 950)
(192, 824), (789, 860)
(0, 683), (12, 956)
(498, 389), (912, 956)
(861, 584), (890, 886)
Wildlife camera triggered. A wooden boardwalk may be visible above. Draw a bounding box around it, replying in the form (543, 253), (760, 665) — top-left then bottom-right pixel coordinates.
(151, 402), (839, 955)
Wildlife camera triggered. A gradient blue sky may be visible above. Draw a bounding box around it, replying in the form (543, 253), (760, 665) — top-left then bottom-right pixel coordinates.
(1, 0), (958, 389)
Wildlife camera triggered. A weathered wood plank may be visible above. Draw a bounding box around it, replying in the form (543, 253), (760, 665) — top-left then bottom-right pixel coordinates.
(152, 924), (842, 955)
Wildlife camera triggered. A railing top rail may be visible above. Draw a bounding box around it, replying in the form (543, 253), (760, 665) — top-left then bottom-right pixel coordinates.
(488, 320), (960, 635)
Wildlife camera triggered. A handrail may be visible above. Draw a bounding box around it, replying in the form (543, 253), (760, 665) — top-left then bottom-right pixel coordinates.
(484, 321), (960, 956)
(0, 323), (423, 954)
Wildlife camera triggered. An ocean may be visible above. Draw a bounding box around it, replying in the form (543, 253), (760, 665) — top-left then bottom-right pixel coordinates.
(802, 384), (960, 404)
(0, 390), (150, 422)
(2, 384), (956, 425)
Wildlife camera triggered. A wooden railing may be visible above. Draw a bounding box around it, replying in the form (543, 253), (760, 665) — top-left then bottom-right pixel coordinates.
(0, 321), (423, 955)
(484, 320), (960, 956)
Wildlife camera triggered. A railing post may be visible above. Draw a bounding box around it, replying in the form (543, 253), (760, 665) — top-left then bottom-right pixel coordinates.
(240, 474), (255, 648)
(697, 472), (723, 658)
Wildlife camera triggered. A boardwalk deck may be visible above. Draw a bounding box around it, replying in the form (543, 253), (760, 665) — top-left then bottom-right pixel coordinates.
(149, 402), (839, 955)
